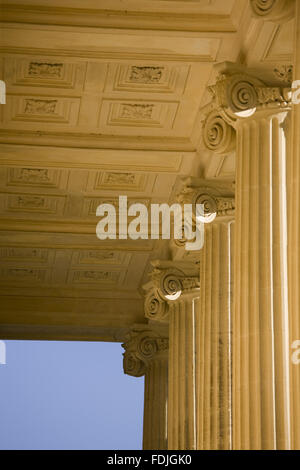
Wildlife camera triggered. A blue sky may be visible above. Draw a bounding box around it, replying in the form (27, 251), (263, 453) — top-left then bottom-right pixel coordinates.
(0, 340), (144, 450)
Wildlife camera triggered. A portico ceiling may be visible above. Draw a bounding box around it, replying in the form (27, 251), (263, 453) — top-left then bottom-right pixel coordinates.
(0, 0), (294, 341)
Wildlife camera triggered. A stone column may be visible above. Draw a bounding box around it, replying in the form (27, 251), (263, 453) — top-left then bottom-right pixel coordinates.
(168, 293), (199, 450)
(197, 221), (234, 450)
(288, 0), (300, 450)
(249, 0), (300, 451)
(176, 177), (235, 450)
(122, 326), (169, 450)
(144, 262), (200, 450)
(207, 62), (293, 449)
(235, 106), (291, 450)
(143, 348), (168, 450)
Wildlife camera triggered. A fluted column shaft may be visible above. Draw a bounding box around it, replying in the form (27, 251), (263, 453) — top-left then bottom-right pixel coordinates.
(143, 351), (168, 450)
(233, 107), (291, 450)
(288, 1), (300, 450)
(197, 221), (234, 450)
(168, 294), (200, 450)
(249, 0), (300, 451)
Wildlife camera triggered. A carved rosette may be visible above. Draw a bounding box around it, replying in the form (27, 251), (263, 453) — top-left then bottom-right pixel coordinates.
(250, 0), (295, 22)
(122, 329), (168, 377)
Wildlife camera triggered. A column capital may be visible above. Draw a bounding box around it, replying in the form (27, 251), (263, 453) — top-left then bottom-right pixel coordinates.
(177, 177), (235, 222)
(249, 0), (295, 23)
(143, 260), (200, 322)
(122, 325), (168, 377)
(169, 177), (235, 260)
(208, 62), (291, 119)
(202, 62), (292, 154)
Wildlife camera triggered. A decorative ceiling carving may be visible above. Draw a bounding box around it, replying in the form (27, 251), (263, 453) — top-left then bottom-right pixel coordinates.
(0, 0), (295, 341)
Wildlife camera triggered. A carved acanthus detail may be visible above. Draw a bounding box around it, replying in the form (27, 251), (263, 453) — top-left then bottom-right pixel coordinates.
(256, 86), (290, 104)
(16, 168), (51, 183)
(120, 103), (154, 120)
(24, 99), (57, 115)
(249, 0), (295, 23)
(17, 195), (45, 208)
(129, 66), (164, 84)
(28, 62), (63, 78)
(122, 328), (168, 377)
(105, 172), (136, 185)
(273, 65), (293, 83)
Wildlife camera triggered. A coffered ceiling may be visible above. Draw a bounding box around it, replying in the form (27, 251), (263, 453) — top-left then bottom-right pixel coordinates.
(0, 0), (295, 342)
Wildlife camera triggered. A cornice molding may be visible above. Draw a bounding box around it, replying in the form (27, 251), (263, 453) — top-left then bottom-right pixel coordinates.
(122, 326), (168, 378)
(1, 4), (238, 33)
(249, 0), (295, 23)
(0, 45), (216, 64)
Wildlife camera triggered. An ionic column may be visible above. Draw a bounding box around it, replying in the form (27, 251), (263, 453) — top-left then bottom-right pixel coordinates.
(198, 221), (234, 450)
(144, 262), (200, 450)
(208, 63), (293, 449)
(250, 0), (300, 450)
(168, 294), (199, 450)
(176, 177), (235, 450)
(122, 326), (169, 450)
(282, 0), (300, 451)
(235, 105), (291, 451)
